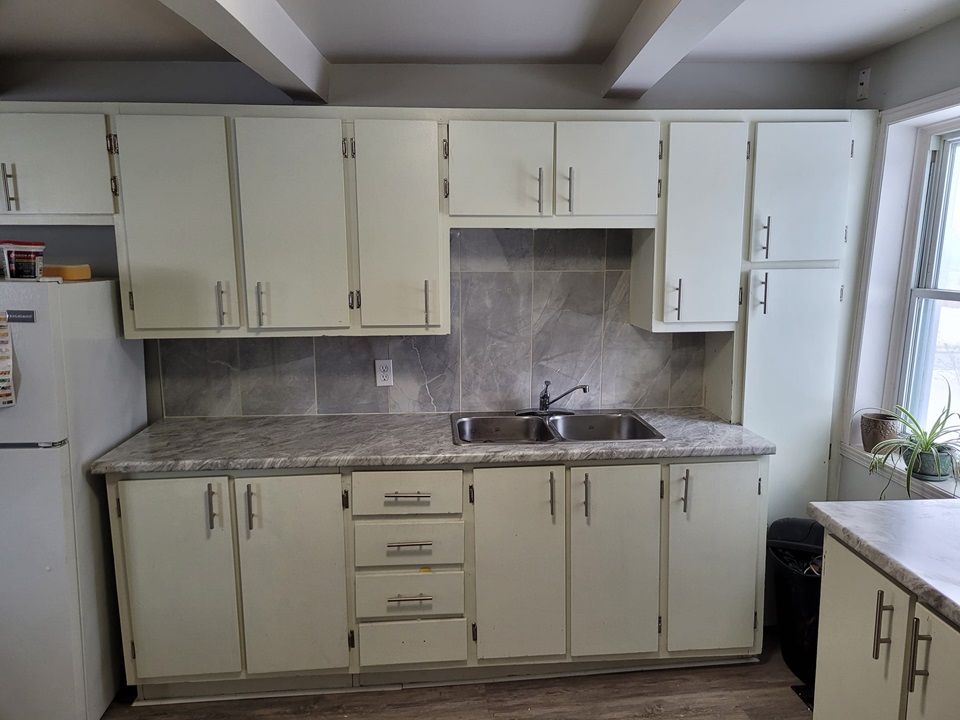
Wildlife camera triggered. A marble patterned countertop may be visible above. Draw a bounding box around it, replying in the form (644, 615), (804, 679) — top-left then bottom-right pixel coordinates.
(92, 407), (775, 474)
(809, 500), (960, 628)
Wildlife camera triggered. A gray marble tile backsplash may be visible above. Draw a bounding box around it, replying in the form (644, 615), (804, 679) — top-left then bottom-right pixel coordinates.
(158, 229), (706, 416)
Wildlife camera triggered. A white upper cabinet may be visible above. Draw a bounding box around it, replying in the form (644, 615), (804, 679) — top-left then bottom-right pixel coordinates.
(662, 123), (748, 324)
(555, 121), (660, 216)
(354, 119), (444, 329)
(118, 115), (240, 330)
(448, 121), (554, 216)
(235, 117), (350, 330)
(751, 122), (851, 262)
(0, 113), (114, 216)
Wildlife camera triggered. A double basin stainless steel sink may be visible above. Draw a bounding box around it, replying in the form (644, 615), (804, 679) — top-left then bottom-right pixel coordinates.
(451, 410), (664, 445)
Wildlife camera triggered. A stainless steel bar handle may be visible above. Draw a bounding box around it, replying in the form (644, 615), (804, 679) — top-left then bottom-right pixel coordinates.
(385, 492), (432, 499)
(760, 272), (769, 316)
(206, 482), (216, 531)
(584, 472), (590, 518)
(761, 216), (772, 259)
(568, 166), (574, 213)
(681, 469), (690, 513)
(872, 589), (895, 659)
(677, 278), (683, 321)
(215, 281), (226, 326)
(908, 616), (932, 692)
(0, 163), (13, 212)
(386, 541), (433, 549)
(246, 484), (255, 531)
(387, 594), (434, 603)
(549, 471), (556, 517)
(424, 280), (430, 327)
(255, 282), (264, 327)
(538, 167), (544, 214)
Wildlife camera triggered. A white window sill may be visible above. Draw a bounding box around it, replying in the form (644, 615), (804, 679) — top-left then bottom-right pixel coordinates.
(840, 443), (960, 499)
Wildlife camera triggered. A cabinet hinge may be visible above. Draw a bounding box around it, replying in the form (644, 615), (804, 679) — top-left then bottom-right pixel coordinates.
(468, 484), (475, 504)
(746, 140), (751, 160)
(443, 178), (449, 199)
(658, 616), (662, 634)
(758, 477), (762, 495)
(128, 292), (135, 311)
(658, 140), (663, 160)
(840, 285), (844, 302)
(106, 133), (119, 154)
(110, 176), (119, 197)
(348, 291), (355, 310)
(356, 290), (361, 309)
(844, 225), (849, 243)
(739, 286), (743, 306)
(851, 139), (855, 158)
(342, 138), (348, 159)
(657, 179), (662, 198)
(442, 137), (449, 160)
(829, 443), (833, 460)
(659, 480), (664, 499)
(130, 641), (136, 659)
(348, 630), (355, 649)
(754, 612), (758, 630)
(116, 497), (122, 518)
(471, 623), (478, 642)
(342, 490), (349, 509)
(350, 138), (356, 158)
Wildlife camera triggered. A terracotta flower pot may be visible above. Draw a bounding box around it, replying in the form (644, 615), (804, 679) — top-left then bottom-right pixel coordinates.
(860, 413), (899, 452)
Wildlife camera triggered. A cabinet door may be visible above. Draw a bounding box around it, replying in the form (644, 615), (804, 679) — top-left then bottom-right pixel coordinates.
(570, 465), (661, 657)
(662, 123), (748, 324)
(906, 604), (960, 720)
(474, 465), (565, 659)
(235, 475), (348, 674)
(814, 536), (911, 720)
(751, 122), (851, 262)
(354, 120), (444, 328)
(235, 118), (350, 330)
(555, 121), (659, 216)
(118, 115), (240, 330)
(666, 461), (760, 652)
(118, 477), (240, 679)
(742, 268), (840, 522)
(448, 121), (554, 216)
(0, 113), (113, 215)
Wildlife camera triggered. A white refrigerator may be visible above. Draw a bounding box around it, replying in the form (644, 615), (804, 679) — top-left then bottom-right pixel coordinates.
(0, 280), (147, 720)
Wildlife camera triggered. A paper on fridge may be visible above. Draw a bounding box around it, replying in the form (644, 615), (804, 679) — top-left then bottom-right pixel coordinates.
(0, 311), (15, 407)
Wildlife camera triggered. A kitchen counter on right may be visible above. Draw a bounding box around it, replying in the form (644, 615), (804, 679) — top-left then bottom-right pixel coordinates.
(808, 499), (960, 628)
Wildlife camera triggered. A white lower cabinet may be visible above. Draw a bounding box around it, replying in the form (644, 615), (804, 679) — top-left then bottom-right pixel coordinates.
(359, 619), (468, 667)
(570, 465), (661, 657)
(907, 604), (960, 719)
(234, 475), (348, 674)
(666, 461), (762, 652)
(473, 465), (566, 660)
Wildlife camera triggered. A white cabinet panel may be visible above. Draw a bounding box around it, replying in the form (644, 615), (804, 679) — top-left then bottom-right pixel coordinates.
(0, 113), (113, 215)
(906, 605), (960, 720)
(667, 461), (760, 652)
(355, 571), (464, 620)
(555, 121), (659, 216)
(751, 122), (851, 262)
(235, 475), (348, 675)
(814, 536), (912, 720)
(235, 117), (350, 330)
(448, 121), (554, 216)
(354, 521), (464, 567)
(354, 120), (443, 328)
(118, 115), (240, 330)
(352, 470), (463, 516)
(118, 477), (240, 679)
(359, 619), (468, 667)
(473, 465), (565, 660)
(662, 123), (747, 324)
(570, 465), (661, 657)
(742, 268), (841, 521)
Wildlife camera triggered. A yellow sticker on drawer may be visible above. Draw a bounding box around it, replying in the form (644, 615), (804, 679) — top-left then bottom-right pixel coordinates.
(420, 568), (432, 573)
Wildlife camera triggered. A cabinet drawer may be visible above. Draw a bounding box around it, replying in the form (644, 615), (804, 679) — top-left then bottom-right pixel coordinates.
(359, 619), (468, 667)
(355, 521), (464, 567)
(356, 571), (464, 620)
(353, 470), (463, 516)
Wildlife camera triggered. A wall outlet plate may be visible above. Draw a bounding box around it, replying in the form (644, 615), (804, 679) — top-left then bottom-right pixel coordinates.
(375, 359), (394, 387)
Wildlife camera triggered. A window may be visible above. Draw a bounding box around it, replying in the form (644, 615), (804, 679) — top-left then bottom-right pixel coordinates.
(902, 131), (960, 428)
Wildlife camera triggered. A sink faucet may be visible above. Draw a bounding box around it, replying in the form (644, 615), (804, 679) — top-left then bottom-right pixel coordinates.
(539, 380), (589, 412)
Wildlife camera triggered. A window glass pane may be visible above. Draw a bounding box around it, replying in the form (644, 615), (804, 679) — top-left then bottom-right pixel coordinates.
(904, 297), (960, 431)
(932, 141), (960, 290)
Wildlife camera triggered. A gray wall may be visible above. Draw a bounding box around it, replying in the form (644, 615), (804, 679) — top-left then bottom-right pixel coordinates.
(156, 229), (705, 417)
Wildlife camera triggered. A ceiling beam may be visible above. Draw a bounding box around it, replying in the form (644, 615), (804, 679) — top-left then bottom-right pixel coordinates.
(158, 0), (330, 102)
(601, 0), (746, 97)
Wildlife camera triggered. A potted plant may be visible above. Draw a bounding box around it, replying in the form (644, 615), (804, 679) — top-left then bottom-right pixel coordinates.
(867, 391), (960, 498)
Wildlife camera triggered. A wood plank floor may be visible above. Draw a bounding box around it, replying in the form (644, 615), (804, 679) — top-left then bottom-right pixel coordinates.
(104, 640), (811, 720)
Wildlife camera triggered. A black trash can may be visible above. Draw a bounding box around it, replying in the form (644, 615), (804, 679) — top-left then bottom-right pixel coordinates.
(767, 518), (824, 687)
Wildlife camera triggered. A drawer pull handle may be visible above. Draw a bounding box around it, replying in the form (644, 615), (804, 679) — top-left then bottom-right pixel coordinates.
(205, 483), (216, 531)
(584, 472), (590, 518)
(908, 616), (932, 692)
(385, 492), (432, 500)
(549, 471), (556, 517)
(387, 594), (434, 603)
(1, 163), (15, 212)
(681, 469), (690, 513)
(761, 215), (772, 258)
(386, 541), (433, 549)
(872, 589), (895, 659)
(245, 484), (255, 531)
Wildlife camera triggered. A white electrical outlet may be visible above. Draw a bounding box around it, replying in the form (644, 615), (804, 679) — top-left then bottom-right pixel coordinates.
(375, 359), (394, 387)
(856, 67), (871, 101)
